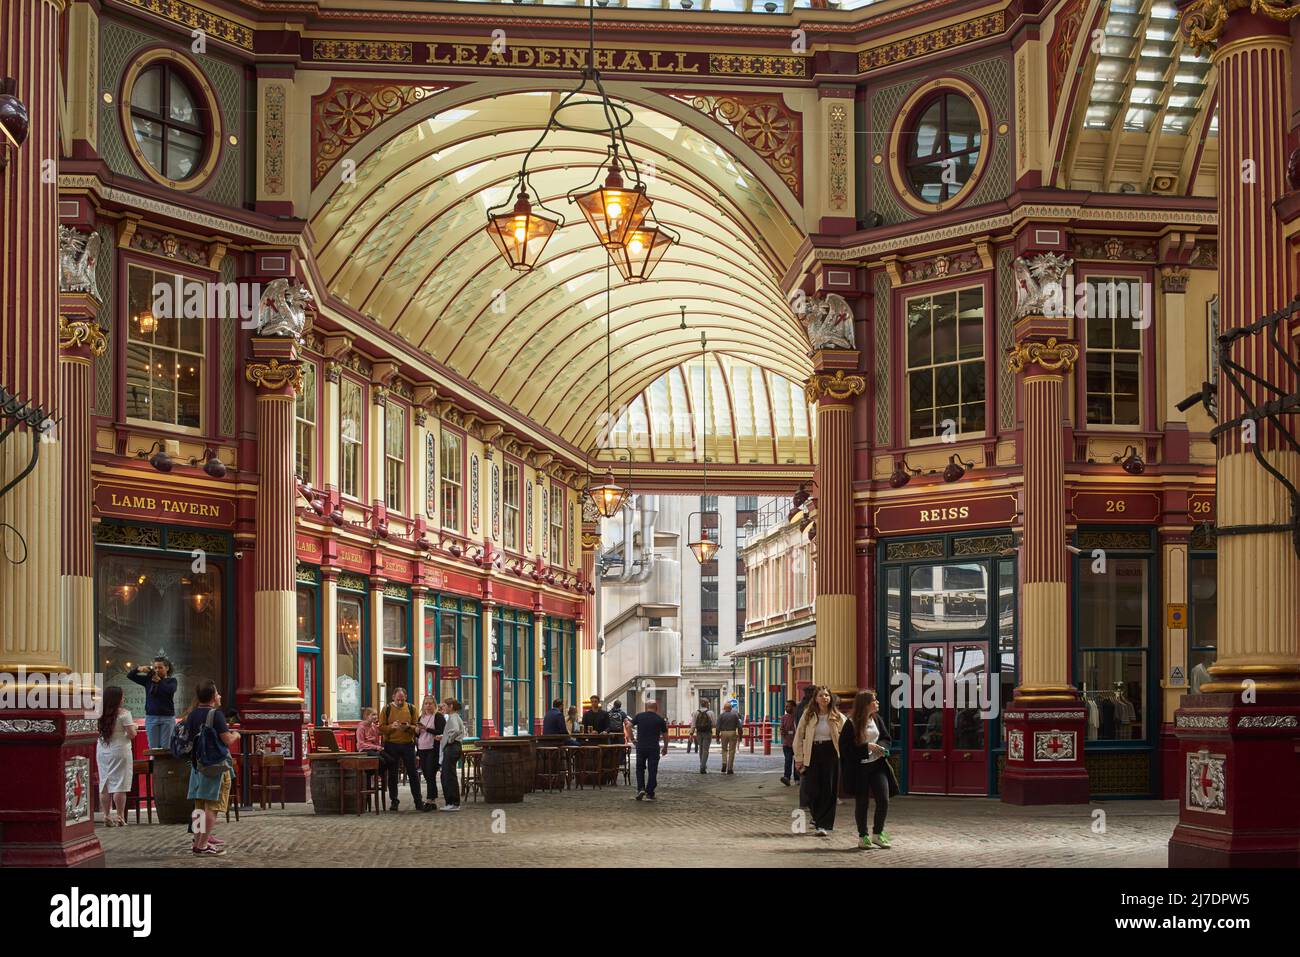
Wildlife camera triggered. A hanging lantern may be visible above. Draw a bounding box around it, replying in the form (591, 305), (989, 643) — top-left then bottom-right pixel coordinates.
(136, 309), (158, 335)
(585, 470), (627, 518)
(688, 534), (719, 565)
(574, 162), (652, 249)
(611, 222), (675, 282)
(485, 190), (560, 271)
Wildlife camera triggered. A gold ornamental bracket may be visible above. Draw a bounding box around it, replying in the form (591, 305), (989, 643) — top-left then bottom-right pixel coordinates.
(1181, 0), (1300, 54)
(57, 315), (108, 357)
(246, 358), (304, 394)
(804, 369), (867, 403)
(1007, 337), (1080, 375)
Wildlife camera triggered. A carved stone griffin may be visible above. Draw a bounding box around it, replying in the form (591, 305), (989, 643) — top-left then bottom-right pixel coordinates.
(1012, 253), (1074, 318)
(58, 227), (101, 300)
(256, 278), (313, 338)
(803, 292), (855, 352)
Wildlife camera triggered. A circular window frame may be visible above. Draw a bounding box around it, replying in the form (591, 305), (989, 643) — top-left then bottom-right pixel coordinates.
(120, 49), (223, 192)
(888, 78), (992, 215)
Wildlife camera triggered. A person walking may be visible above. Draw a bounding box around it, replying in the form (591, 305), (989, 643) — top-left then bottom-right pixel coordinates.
(792, 686), (844, 837)
(793, 684), (816, 805)
(95, 685), (136, 827)
(379, 688), (422, 812)
(417, 694), (446, 812)
(690, 698), (716, 773)
(779, 700), (798, 786)
(629, 699), (669, 801)
(127, 656), (178, 750)
(183, 680), (238, 857)
(716, 701), (743, 774)
(439, 698), (467, 811)
(840, 689), (897, 850)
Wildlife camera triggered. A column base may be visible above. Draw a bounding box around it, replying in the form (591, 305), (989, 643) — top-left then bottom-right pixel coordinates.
(1000, 700), (1090, 805)
(1168, 692), (1300, 869)
(481, 719), (497, 739)
(233, 706), (309, 804)
(0, 708), (105, 867)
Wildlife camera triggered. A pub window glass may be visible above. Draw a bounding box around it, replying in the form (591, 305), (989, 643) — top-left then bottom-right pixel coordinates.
(997, 559), (1016, 726)
(339, 378), (363, 499)
(1083, 276), (1144, 426)
(906, 286), (985, 440)
(885, 565), (902, 739)
(126, 265), (205, 429)
(908, 562), (990, 634)
(336, 594), (363, 721)
(1189, 556), (1217, 687)
(296, 586), (318, 646)
(1077, 556), (1148, 740)
(383, 601), (407, 652)
(423, 603), (437, 667)
(97, 553), (223, 717)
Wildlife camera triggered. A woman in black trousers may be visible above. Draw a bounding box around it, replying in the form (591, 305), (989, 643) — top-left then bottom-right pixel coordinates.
(840, 689), (897, 850)
(792, 686), (844, 837)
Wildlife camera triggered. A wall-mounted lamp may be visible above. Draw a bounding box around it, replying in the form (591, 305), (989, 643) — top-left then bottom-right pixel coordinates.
(189, 446), (227, 478)
(1113, 445), (1145, 475)
(942, 453), (975, 483)
(0, 78), (29, 169)
(889, 457), (923, 488)
(137, 441), (173, 473)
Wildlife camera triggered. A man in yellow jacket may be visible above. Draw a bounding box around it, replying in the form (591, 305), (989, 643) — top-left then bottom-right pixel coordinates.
(379, 688), (423, 812)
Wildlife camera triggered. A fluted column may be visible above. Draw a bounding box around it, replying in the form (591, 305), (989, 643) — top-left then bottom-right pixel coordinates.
(57, 299), (104, 676)
(246, 336), (303, 704)
(0, 0), (104, 868)
(580, 514), (599, 702)
(1002, 329), (1090, 805)
(1169, 0), (1300, 867)
(805, 357), (864, 699)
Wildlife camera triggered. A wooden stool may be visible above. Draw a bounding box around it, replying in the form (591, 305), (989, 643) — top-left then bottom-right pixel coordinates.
(252, 754), (286, 809)
(128, 758), (154, 824)
(459, 750), (482, 803)
(572, 747), (603, 790)
(535, 747), (566, 792)
(225, 766), (240, 823)
(340, 757), (382, 815)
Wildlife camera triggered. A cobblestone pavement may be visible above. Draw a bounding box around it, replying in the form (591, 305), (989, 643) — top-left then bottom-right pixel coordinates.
(98, 750), (1177, 868)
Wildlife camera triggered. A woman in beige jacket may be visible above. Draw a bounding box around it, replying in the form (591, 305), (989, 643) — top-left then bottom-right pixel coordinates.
(792, 686), (845, 836)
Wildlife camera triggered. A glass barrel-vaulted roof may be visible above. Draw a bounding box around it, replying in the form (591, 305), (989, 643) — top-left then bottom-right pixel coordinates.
(606, 355), (814, 464)
(415, 0), (885, 10)
(310, 89), (810, 461)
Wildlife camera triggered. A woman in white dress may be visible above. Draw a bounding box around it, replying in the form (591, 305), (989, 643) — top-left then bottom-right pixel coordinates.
(96, 685), (137, 827)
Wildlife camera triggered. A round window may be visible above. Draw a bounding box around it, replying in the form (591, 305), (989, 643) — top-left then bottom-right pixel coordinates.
(903, 92), (983, 205)
(129, 63), (208, 182)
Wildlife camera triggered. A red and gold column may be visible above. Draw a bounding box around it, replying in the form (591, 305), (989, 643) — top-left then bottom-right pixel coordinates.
(244, 336), (308, 798)
(0, 0), (104, 866)
(1170, 0), (1300, 866)
(580, 507), (600, 703)
(805, 353), (865, 700)
(1002, 326), (1090, 805)
(58, 291), (105, 676)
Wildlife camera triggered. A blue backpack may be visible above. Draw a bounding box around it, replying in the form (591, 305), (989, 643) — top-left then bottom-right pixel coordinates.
(172, 709), (229, 776)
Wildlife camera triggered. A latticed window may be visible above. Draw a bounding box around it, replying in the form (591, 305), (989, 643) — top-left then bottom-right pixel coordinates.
(503, 461), (521, 551)
(441, 429), (463, 532)
(125, 266), (204, 429)
(1084, 276), (1143, 425)
(906, 286), (985, 439)
(295, 361), (316, 484)
(339, 379), (363, 499)
(549, 485), (564, 565)
(384, 402), (406, 513)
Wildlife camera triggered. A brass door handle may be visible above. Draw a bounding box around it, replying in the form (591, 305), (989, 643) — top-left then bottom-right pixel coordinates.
(963, 752), (972, 759)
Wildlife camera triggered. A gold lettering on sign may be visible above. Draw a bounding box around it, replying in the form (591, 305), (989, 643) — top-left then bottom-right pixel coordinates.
(111, 493), (156, 511)
(919, 506), (971, 523)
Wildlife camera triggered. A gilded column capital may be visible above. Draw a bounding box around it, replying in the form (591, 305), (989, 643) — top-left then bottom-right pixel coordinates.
(804, 369), (866, 403)
(1181, 0), (1300, 54)
(246, 358), (303, 394)
(1007, 337), (1079, 375)
(57, 315), (107, 357)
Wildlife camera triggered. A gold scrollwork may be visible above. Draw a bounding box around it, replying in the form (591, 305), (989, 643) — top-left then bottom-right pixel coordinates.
(246, 359), (304, 394)
(804, 370), (867, 403)
(1182, 0), (1300, 54)
(58, 316), (108, 357)
(1006, 337), (1079, 374)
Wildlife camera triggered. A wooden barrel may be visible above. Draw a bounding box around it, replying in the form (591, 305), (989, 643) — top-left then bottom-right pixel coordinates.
(309, 757), (342, 814)
(480, 742), (528, 804)
(150, 750), (193, 825)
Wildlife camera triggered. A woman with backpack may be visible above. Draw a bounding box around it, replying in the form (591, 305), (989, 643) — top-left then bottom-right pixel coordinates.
(95, 685), (136, 827)
(839, 689), (897, 850)
(183, 679), (239, 856)
(792, 685), (844, 837)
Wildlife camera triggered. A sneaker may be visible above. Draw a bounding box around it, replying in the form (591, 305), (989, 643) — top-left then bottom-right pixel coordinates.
(207, 837), (226, 847)
(699, 769), (706, 775)
(859, 835), (875, 850)
(646, 794), (656, 801)
(727, 769), (735, 775)
(439, 804), (461, 812)
(814, 827), (827, 837)
(872, 831), (891, 849)
(192, 844), (225, 856)
(419, 802), (435, 813)
(780, 777), (790, 787)
(635, 790), (646, 801)
(389, 803), (400, 812)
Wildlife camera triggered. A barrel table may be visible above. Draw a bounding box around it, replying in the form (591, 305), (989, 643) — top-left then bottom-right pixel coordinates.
(307, 752), (371, 814)
(149, 749), (194, 825)
(479, 739), (531, 804)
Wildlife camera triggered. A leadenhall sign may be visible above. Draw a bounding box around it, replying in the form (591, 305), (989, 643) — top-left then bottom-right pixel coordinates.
(871, 492), (1017, 535)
